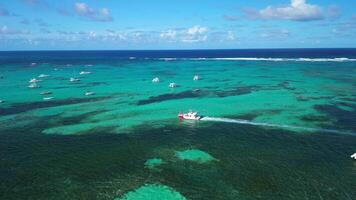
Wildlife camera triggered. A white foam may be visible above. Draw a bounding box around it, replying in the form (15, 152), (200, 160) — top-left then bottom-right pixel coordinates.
(157, 57), (356, 62)
(201, 117), (354, 135)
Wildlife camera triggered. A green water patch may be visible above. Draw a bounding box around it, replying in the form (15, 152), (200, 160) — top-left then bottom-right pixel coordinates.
(144, 158), (164, 170)
(176, 149), (216, 163)
(115, 184), (186, 200)
(0, 96), (111, 116)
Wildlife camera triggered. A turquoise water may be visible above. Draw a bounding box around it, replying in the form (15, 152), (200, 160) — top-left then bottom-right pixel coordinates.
(0, 50), (356, 199)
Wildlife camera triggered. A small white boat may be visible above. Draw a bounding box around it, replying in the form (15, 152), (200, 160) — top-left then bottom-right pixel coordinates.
(30, 63), (37, 66)
(79, 71), (91, 75)
(43, 97), (54, 101)
(28, 83), (40, 88)
(0, 100), (4, 103)
(178, 111), (203, 120)
(85, 92), (95, 96)
(69, 77), (80, 82)
(351, 153), (356, 160)
(169, 82), (177, 88)
(29, 78), (41, 83)
(152, 77), (160, 83)
(193, 75), (200, 81)
(38, 74), (50, 78)
(40, 91), (52, 95)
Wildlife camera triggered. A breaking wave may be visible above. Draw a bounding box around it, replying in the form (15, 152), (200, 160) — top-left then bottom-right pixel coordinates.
(158, 57), (356, 62)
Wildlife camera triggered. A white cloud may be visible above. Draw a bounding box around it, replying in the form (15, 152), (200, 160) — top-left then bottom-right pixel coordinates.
(260, 29), (291, 39)
(247, 0), (324, 21)
(160, 29), (177, 41)
(0, 25), (30, 35)
(74, 2), (113, 22)
(159, 25), (208, 43)
(187, 25), (208, 35)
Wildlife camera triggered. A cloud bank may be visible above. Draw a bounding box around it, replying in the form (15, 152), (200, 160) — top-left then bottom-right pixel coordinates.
(74, 2), (113, 22)
(246, 0), (324, 21)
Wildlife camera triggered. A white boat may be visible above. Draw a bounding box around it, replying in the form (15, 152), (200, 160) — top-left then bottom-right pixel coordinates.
(0, 100), (4, 103)
(28, 83), (40, 88)
(152, 77), (160, 83)
(43, 97), (54, 101)
(30, 63), (37, 66)
(69, 77), (80, 82)
(29, 78), (41, 83)
(79, 71), (91, 75)
(85, 92), (95, 96)
(178, 111), (203, 120)
(193, 75), (200, 81)
(351, 153), (356, 160)
(38, 74), (50, 78)
(40, 91), (52, 95)
(169, 82), (177, 88)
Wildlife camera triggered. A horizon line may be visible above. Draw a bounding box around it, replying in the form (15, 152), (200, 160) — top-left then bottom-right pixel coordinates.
(1, 47), (356, 52)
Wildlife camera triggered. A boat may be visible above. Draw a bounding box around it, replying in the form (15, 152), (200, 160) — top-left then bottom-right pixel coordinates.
(38, 74), (50, 78)
(85, 92), (95, 96)
(193, 75), (200, 81)
(0, 100), (4, 103)
(69, 77), (80, 82)
(29, 78), (41, 83)
(43, 97), (54, 101)
(28, 83), (40, 88)
(152, 77), (160, 83)
(79, 71), (91, 75)
(169, 82), (177, 88)
(40, 91), (52, 95)
(178, 111), (203, 120)
(351, 153), (356, 160)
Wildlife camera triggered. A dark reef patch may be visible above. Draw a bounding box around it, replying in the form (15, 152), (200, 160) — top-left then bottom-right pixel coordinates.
(277, 81), (296, 90)
(0, 113), (356, 200)
(314, 104), (356, 131)
(301, 115), (329, 122)
(137, 90), (207, 105)
(0, 96), (111, 116)
(215, 86), (259, 98)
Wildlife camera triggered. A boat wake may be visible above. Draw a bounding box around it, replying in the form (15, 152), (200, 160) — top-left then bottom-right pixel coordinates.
(200, 117), (354, 135)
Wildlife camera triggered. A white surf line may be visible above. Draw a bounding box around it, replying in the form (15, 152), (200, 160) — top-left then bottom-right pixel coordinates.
(201, 117), (355, 135)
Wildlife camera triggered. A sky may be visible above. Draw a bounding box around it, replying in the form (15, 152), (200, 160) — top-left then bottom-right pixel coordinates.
(0, 0), (355, 50)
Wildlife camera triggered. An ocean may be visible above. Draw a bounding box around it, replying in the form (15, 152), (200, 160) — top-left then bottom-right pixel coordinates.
(0, 49), (355, 200)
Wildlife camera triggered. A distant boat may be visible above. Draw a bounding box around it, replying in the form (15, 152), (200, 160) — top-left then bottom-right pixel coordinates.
(29, 78), (41, 83)
(43, 97), (54, 101)
(152, 77), (160, 83)
(40, 91), (52, 95)
(38, 74), (50, 78)
(28, 83), (40, 88)
(351, 153), (356, 160)
(79, 71), (91, 75)
(169, 82), (177, 88)
(85, 92), (95, 96)
(0, 99), (4, 103)
(193, 75), (200, 81)
(69, 77), (80, 82)
(30, 63), (37, 66)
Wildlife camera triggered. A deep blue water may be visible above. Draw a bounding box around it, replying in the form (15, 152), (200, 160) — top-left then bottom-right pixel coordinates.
(1, 49), (356, 65)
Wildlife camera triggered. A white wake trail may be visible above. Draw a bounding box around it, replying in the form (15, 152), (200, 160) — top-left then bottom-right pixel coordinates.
(200, 117), (354, 135)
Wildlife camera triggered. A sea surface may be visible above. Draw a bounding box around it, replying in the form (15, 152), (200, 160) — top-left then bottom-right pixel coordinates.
(0, 49), (355, 200)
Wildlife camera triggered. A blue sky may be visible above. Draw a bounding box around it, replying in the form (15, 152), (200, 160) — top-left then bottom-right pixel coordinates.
(0, 0), (355, 50)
